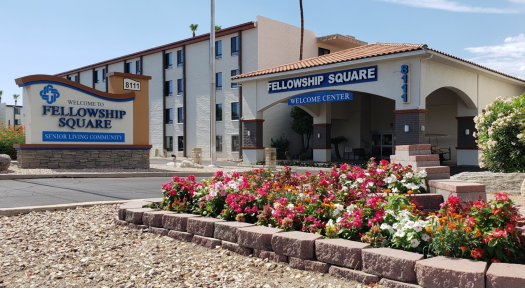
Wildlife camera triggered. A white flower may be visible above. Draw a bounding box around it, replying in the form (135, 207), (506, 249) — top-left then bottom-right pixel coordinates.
(356, 178), (364, 183)
(392, 223), (399, 230)
(405, 172), (414, 178)
(336, 217), (342, 224)
(421, 234), (430, 242)
(334, 204), (344, 216)
(392, 187), (399, 193)
(341, 186), (348, 191)
(380, 223), (390, 230)
(346, 204), (356, 213)
(417, 170), (427, 178)
(326, 219), (334, 227)
(340, 174), (347, 179)
(366, 182), (374, 188)
(410, 239), (420, 248)
(394, 230), (405, 238)
(413, 223), (423, 232)
(287, 204), (294, 210)
(404, 221), (415, 229)
(385, 209), (395, 216)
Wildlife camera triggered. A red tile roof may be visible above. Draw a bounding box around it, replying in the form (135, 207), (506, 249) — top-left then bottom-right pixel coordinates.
(233, 43), (525, 83)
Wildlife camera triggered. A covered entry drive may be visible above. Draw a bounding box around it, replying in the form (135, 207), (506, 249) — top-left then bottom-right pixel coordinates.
(233, 43), (525, 165)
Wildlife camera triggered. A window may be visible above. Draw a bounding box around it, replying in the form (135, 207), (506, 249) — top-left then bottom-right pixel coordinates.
(165, 108), (173, 124)
(177, 107), (184, 123)
(15, 108), (20, 114)
(177, 79), (183, 95)
(215, 72), (222, 90)
(165, 80), (173, 96)
(216, 103), (222, 121)
(216, 135), (223, 152)
(93, 70), (100, 83)
(165, 52), (173, 69)
(69, 75), (78, 82)
(177, 50), (183, 66)
(177, 136), (184, 151)
(102, 68), (107, 82)
(231, 135), (240, 152)
(231, 36), (239, 55)
(215, 40), (222, 58)
(231, 102), (239, 120)
(318, 47), (330, 56)
(14, 119), (20, 125)
(231, 69), (239, 88)
(124, 62), (132, 73)
(136, 60), (142, 75)
(166, 136), (173, 151)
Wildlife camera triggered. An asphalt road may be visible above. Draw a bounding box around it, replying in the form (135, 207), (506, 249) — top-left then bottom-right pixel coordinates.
(0, 177), (206, 209)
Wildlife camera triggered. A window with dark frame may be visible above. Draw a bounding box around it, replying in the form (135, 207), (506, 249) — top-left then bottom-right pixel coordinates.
(216, 103), (222, 121)
(136, 60), (142, 75)
(216, 72), (222, 90)
(14, 119), (20, 125)
(124, 62), (132, 73)
(165, 108), (173, 124)
(231, 135), (240, 152)
(231, 102), (239, 120)
(177, 79), (183, 94)
(166, 136), (173, 151)
(215, 40), (222, 58)
(165, 80), (173, 96)
(102, 68), (107, 82)
(165, 52), (173, 69)
(318, 47), (330, 56)
(177, 136), (184, 151)
(231, 69), (239, 88)
(93, 70), (100, 83)
(177, 107), (184, 123)
(231, 36), (239, 55)
(216, 135), (223, 152)
(177, 50), (183, 66)
(15, 108), (20, 114)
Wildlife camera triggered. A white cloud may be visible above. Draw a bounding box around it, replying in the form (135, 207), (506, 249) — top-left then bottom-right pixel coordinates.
(465, 34), (525, 79)
(380, 0), (518, 13)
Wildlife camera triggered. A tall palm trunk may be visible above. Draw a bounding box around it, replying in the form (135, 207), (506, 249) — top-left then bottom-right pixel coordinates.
(299, 0), (304, 61)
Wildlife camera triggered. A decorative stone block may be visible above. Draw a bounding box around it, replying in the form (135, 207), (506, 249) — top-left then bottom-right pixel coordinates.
(329, 266), (380, 284)
(409, 194), (444, 210)
(379, 278), (422, 288)
(192, 235), (222, 249)
(415, 256), (487, 288)
(142, 211), (175, 228)
(221, 241), (253, 256)
(253, 249), (288, 263)
(114, 219), (128, 226)
(214, 221), (255, 243)
(167, 230), (194, 242)
(237, 226), (283, 251)
(187, 217), (226, 237)
(128, 223), (148, 230)
(148, 227), (168, 236)
(289, 257), (330, 273)
(315, 238), (370, 269)
(486, 263), (525, 288)
(271, 231), (323, 259)
(162, 214), (201, 232)
(125, 208), (154, 225)
(362, 248), (423, 283)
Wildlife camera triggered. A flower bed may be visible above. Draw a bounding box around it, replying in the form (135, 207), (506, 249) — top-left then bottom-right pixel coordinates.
(155, 160), (525, 264)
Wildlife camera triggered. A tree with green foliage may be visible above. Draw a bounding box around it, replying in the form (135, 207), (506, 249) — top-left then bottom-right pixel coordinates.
(215, 25), (221, 31)
(271, 134), (291, 160)
(0, 90), (3, 103)
(13, 94), (19, 106)
(331, 136), (347, 160)
(189, 24), (198, 37)
(290, 106), (313, 153)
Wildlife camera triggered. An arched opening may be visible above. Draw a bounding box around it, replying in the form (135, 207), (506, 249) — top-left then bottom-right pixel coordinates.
(425, 87), (475, 165)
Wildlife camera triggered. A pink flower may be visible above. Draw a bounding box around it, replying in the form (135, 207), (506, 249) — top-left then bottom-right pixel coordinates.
(495, 192), (509, 201)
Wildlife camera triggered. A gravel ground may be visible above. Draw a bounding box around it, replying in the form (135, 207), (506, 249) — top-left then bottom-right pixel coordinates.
(0, 205), (367, 288)
(0, 164), (253, 175)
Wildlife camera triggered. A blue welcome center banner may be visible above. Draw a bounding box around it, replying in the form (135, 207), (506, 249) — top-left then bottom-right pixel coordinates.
(288, 91), (353, 105)
(42, 131), (125, 142)
(268, 65), (377, 94)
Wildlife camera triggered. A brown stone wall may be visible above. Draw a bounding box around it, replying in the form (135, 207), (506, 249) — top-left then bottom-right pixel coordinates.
(17, 149), (150, 169)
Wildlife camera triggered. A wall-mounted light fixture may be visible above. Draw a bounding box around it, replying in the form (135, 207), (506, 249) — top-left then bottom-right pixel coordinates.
(247, 130), (251, 137)
(317, 133), (321, 139)
(465, 129), (470, 136)
(404, 125), (409, 133)
(420, 125), (425, 132)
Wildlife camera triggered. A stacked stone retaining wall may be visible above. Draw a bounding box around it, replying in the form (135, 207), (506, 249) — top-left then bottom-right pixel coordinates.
(17, 149), (150, 169)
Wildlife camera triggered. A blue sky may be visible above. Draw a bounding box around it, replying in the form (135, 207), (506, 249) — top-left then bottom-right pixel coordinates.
(1, 0), (524, 105)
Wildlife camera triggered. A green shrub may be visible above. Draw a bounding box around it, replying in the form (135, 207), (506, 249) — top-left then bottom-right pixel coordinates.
(474, 94), (525, 172)
(0, 123), (25, 159)
(270, 134), (291, 160)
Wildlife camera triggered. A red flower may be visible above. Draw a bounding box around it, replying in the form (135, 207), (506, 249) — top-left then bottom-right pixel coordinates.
(505, 223), (515, 233)
(491, 258), (501, 263)
(471, 248), (484, 259)
(494, 192), (509, 201)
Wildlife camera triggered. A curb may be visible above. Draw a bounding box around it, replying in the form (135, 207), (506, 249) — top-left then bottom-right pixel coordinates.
(0, 198), (151, 216)
(0, 171), (214, 180)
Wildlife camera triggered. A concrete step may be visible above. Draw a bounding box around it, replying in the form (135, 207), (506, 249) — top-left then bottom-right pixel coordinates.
(391, 154), (439, 162)
(428, 179), (486, 202)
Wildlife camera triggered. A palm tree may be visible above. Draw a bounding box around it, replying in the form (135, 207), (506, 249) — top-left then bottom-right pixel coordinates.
(299, 0), (304, 61)
(215, 25), (221, 31)
(0, 90), (2, 103)
(13, 94), (19, 106)
(189, 24), (198, 37)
